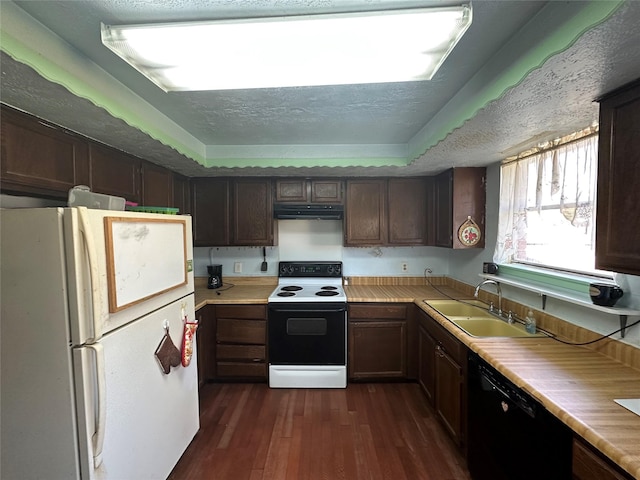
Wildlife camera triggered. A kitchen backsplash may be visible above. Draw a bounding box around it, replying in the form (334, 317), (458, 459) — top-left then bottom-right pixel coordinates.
(194, 218), (451, 278)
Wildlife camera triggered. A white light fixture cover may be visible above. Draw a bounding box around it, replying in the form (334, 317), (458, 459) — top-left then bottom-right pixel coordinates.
(101, 5), (472, 92)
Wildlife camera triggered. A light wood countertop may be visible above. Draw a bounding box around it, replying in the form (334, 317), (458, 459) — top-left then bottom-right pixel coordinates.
(344, 284), (470, 303)
(193, 278), (640, 478)
(194, 276), (276, 309)
(194, 285), (273, 309)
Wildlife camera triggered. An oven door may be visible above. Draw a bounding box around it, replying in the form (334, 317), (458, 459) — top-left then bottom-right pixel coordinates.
(268, 302), (346, 365)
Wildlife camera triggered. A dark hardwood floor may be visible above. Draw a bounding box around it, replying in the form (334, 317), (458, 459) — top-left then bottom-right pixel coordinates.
(169, 382), (471, 480)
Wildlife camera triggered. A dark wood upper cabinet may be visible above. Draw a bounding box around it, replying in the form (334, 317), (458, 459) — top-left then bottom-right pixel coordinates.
(275, 178), (308, 202)
(434, 170), (454, 247)
(434, 167), (486, 249)
(388, 178), (428, 245)
(192, 178), (274, 247)
(310, 179), (343, 203)
(88, 143), (140, 203)
(232, 178), (274, 246)
(345, 177), (430, 246)
(0, 106), (89, 198)
(275, 178), (343, 203)
(141, 161), (172, 207)
(345, 179), (387, 246)
(596, 80), (640, 275)
(172, 173), (191, 214)
(192, 178), (230, 247)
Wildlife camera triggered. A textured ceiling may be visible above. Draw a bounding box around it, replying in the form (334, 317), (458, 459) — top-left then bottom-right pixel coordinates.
(1, 0), (640, 177)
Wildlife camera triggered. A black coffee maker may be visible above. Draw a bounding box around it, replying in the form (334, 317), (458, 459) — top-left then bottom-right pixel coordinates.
(207, 264), (223, 289)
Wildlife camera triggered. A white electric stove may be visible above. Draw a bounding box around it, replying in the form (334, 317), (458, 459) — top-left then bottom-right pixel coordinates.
(267, 262), (347, 388)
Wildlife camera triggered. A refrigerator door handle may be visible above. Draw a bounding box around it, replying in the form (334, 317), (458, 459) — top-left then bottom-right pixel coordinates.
(77, 207), (103, 341)
(86, 343), (107, 469)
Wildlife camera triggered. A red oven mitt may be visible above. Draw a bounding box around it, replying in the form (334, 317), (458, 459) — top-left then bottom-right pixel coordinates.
(181, 317), (199, 367)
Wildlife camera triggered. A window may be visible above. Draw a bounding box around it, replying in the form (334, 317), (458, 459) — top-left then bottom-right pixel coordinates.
(494, 133), (606, 276)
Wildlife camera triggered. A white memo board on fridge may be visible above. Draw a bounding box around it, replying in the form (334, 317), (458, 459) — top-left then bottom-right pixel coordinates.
(104, 216), (187, 313)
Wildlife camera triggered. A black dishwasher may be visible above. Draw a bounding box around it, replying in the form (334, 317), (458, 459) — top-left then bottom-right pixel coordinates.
(467, 352), (572, 480)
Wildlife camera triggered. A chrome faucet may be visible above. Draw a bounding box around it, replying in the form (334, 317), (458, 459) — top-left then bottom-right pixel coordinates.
(474, 280), (503, 317)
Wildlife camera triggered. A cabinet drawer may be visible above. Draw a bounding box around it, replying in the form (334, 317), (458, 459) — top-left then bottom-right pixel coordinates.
(216, 305), (266, 320)
(216, 362), (266, 378)
(349, 304), (408, 320)
(217, 318), (265, 345)
(216, 344), (265, 362)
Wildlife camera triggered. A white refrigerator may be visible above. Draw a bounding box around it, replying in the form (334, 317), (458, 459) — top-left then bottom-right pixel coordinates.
(1, 207), (199, 480)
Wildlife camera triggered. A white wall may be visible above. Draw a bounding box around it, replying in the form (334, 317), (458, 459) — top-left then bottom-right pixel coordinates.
(193, 219), (451, 279)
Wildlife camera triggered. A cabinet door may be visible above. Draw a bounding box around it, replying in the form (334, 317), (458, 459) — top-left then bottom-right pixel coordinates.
(418, 324), (436, 405)
(1, 107), (89, 197)
(141, 161), (172, 207)
(434, 170), (453, 247)
(172, 174), (190, 214)
(388, 178), (428, 245)
(89, 143), (140, 203)
(596, 81), (640, 275)
(348, 320), (406, 379)
(232, 179), (274, 245)
(435, 345), (463, 446)
(434, 168), (486, 249)
(275, 178), (308, 202)
(572, 437), (632, 480)
(345, 179), (387, 245)
(311, 179), (343, 203)
(195, 305), (215, 388)
(191, 178), (230, 246)
(451, 168), (486, 249)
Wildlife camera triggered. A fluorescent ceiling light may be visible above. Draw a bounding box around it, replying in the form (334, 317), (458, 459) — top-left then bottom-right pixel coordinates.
(101, 5), (472, 92)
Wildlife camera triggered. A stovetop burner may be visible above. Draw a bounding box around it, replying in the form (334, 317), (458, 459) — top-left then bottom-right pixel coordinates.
(316, 290), (339, 296)
(277, 291), (296, 297)
(281, 285), (302, 292)
(320, 286), (338, 290)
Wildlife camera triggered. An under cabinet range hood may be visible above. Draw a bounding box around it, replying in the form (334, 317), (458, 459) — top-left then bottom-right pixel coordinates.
(274, 203), (344, 220)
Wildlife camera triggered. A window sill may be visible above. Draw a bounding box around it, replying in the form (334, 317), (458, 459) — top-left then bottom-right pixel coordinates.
(479, 271), (640, 338)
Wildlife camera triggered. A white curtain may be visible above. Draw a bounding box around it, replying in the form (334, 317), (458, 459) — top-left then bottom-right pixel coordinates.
(494, 135), (598, 271)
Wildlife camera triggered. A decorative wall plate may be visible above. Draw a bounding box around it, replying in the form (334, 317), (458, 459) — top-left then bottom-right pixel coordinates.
(458, 216), (481, 247)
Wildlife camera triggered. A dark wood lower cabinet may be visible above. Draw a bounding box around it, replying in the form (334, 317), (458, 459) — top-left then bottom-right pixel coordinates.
(572, 436), (633, 480)
(195, 305), (215, 388)
(348, 303), (408, 380)
(214, 305), (267, 381)
(417, 309), (467, 450)
(418, 324), (436, 404)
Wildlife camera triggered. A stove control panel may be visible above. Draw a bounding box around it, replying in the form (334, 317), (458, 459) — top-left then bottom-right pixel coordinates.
(278, 261), (342, 277)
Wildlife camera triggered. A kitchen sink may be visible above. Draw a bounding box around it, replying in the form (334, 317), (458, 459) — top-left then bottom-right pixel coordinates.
(449, 318), (543, 338)
(425, 299), (544, 338)
(425, 299), (493, 318)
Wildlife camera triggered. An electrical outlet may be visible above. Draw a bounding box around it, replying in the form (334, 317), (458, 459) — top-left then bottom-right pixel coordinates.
(234, 262), (242, 273)
(401, 262), (408, 272)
